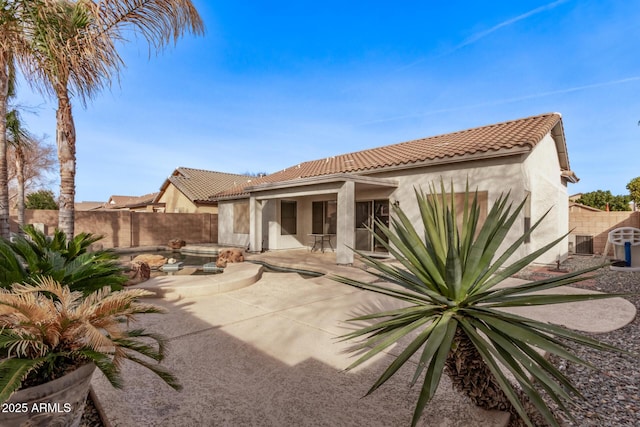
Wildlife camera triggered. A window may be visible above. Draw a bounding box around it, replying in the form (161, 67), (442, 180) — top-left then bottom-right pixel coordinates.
(281, 201), (297, 235)
(312, 201), (337, 234)
(524, 191), (531, 244)
(233, 201), (250, 234)
(435, 191), (488, 234)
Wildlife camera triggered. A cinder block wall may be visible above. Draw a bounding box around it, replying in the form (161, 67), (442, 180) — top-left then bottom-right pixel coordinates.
(569, 211), (640, 254)
(10, 210), (218, 249)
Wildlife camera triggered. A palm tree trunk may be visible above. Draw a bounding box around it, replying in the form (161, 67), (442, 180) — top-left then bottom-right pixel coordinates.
(15, 144), (25, 229)
(56, 87), (76, 238)
(444, 327), (549, 426)
(0, 52), (11, 240)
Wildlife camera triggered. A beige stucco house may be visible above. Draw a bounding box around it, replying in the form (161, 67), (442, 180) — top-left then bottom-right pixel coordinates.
(153, 167), (254, 214)
(213, 113), (578, 265)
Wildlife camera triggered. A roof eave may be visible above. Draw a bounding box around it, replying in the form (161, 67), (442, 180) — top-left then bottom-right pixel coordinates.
(244, 173), (398, 193)
(549, 119), (573, 172)
(194, 199), (218, 205)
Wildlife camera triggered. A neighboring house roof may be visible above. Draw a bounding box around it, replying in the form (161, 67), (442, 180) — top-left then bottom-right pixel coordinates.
(125, 192), (161, 209)
(104, 193), (159, 209)
(155, 167), (254, 204)
(569, 202), (603, 212)
(215, 112), (576, 199)
(74, 201), (105, 211)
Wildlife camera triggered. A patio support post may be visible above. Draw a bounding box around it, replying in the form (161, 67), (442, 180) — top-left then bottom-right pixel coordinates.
(249, 196), (262, 253)
(337, 180), (355, 265)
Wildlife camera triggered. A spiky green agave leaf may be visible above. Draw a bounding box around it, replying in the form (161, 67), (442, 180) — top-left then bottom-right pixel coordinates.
(335, 181), (632, 427)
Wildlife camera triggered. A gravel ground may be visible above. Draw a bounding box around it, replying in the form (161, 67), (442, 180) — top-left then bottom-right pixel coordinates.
(80, 393), (103, 427)
(515, 255), (640, 427)
(80, 255), (638, 427)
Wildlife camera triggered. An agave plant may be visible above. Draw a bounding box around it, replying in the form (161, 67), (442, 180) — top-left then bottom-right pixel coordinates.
(0, 276), (180, 403)
(335, 183), (629, 427)
(0, 224), (127, 294)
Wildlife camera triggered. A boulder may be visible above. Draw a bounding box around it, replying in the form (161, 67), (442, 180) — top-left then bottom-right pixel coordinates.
(168, 239), (186, 249)
(132, 254), (167, 269)
(126, 261), (151, 286)
(216, 248), (244, 268)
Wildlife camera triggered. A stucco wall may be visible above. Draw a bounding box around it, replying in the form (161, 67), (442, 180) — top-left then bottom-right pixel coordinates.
(218, 202), (250, 248)
(520, 134), (570, 263)
(369, 156), (530, 262)
(364, 136), (569, 264)
(159, 184), (197, 213)
(11, 210), (218, 249)
(158, 184), (218, 214)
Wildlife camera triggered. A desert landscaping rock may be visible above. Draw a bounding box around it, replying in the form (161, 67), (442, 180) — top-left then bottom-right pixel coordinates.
(516, 256), (640, 427)
(132, 254), (167, 269)
(216, 248), (245, 268)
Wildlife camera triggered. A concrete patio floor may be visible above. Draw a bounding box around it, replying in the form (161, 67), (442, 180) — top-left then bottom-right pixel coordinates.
(92, 250), (636, 427)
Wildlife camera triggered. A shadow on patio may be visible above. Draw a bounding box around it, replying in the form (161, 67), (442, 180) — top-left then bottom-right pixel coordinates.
(91, 265), (509, 426)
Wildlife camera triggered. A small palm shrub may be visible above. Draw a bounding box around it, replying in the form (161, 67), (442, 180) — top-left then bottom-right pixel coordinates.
(335, 183), (629, 427)
(0, 277), (180, 403)
(0, 225), (127, 295)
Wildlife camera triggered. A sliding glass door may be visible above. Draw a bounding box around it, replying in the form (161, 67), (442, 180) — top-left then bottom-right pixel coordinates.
(355, 200), (389, 252)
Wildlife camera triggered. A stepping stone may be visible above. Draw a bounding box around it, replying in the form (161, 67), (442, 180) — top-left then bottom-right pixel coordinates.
(161, 262), (184, 272)
(203, 262), (224, 273)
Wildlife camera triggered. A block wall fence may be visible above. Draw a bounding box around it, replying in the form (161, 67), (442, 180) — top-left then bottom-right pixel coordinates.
(9, 208), (639, 255)
(10, 210), (218, 249)
(569, 210), (640, 255)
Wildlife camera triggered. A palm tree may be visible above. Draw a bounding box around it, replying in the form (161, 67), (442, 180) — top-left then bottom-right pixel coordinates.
(6, 59), (36, 231)
(0, 1), (55, 239)
(0, 2), (24, 240)
(0, 55), (11, 239)
(336, 182), (629, 427)
(27, 1), (204, 237)
(5, 108), (30, 229)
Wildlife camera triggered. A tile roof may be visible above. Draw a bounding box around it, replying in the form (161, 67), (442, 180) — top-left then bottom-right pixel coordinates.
(216, 113), (567, 198)
(74, 201), (105, 211)
(104, 193), (159, 209)
(159, 167), (254, 203)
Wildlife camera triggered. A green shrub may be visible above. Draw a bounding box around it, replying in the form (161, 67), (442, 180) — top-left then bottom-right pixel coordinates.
(0, 225), (126, 295)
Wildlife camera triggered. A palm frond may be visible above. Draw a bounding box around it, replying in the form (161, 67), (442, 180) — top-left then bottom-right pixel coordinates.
(0, 357), (46, 403)
(123, 353), (182, 391)
(76, 349), (122, 388)
(1, 226), (127, 295)
(0, 278), (178, 403)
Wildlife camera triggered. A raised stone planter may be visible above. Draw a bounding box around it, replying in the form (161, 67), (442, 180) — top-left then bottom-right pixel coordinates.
(0, 363), (96, 427)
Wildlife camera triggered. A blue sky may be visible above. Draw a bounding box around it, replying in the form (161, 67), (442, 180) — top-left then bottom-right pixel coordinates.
(15, 0), (640, 202)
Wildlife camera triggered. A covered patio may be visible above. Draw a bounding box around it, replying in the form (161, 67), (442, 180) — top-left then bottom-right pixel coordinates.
(245, 173), (397, 264)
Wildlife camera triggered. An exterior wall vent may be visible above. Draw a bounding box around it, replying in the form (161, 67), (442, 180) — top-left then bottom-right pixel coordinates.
(574, 235), (594, 255)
